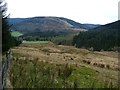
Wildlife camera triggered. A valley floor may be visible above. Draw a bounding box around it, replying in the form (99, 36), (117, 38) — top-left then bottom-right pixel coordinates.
(7, 42), (119, 88)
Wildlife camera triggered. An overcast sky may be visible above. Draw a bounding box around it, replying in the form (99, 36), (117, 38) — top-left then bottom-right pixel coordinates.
(6, 0), (119, 24)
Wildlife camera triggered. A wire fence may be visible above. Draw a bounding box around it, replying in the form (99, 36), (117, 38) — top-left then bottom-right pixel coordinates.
(1, 50), (11, 90)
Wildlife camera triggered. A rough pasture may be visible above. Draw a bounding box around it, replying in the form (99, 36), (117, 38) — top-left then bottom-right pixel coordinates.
(8, 42), (119, 88)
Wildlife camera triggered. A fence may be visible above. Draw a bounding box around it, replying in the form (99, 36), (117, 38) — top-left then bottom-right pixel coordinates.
(1, 50), (11, 90)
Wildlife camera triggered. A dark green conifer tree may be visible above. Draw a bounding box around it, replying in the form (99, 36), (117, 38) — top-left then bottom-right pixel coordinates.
(0, 0), (21, 53)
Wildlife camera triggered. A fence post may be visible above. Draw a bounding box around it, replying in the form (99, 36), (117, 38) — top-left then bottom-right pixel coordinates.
(1, 50), (11, 90)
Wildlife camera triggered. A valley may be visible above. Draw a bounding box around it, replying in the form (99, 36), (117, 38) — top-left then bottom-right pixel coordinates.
(1, 0), (119, 88)
(5, 17), (120, 88)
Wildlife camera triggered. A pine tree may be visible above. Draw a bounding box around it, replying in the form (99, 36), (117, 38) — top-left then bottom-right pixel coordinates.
(0, 0), (21, 53)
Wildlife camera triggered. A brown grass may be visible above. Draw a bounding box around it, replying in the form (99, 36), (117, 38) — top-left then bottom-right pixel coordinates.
(11, 42), (118, 86)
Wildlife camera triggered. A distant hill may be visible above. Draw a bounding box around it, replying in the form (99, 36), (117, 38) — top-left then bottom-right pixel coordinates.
(9, 17), (85, 34)
(8, 16), (101, 42)
(92, 20), (120, 30)
(81, 24), (100, 30)
(8, 18), (27, 24)
(58, 17), (100, 29)
(9, 17), (99, 34)
(73, 20), (120, 51)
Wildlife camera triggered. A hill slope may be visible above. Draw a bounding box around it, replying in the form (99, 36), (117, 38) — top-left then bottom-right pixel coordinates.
(73, 20), (120, 51)
(10, 17), (87, 34)
(9, 17), (100, 34)
(92, 20), (120, 30)
(8, 18), (27, 24)
(58, 17), (100, 29)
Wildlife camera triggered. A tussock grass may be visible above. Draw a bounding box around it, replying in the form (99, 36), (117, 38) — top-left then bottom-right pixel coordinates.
(9, 56), (118, 88)
(8, 43), (119, 88)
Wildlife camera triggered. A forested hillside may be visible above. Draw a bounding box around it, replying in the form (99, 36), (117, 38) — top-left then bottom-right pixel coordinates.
(73, 20), (120, 51)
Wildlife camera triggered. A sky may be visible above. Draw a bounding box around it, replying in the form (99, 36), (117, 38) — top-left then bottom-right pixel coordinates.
(6, 0), (119, 24)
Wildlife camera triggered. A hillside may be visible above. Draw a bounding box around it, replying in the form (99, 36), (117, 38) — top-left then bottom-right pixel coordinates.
(9, 17), (100, 34)
(81, 24), (100, 30)
(92, 20), (120, 30)
(58, 17), (100, 29)
(73, 20), (120, 51)
(9, 17), (100, 43)
(9, 17), (87, 34)
(8, 18), (27, 24)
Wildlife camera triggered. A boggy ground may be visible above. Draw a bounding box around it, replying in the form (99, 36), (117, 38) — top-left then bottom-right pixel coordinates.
(8, 42), (119, 88)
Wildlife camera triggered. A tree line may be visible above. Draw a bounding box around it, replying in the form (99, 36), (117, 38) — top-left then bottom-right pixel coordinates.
(72, 28), (119, 51)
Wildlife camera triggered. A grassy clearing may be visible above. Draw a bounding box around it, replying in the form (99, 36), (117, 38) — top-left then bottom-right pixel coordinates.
(11, 31), (23, 37)
(22, 41), (49, 44)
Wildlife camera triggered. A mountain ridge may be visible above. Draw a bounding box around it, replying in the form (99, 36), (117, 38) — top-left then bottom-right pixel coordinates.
(92, 20), (120, 30)
(8, 16), (100, 34)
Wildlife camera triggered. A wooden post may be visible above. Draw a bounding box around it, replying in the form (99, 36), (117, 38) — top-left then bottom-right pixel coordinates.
(2, 50), (11, 89)
(0, 5), (2, 90)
